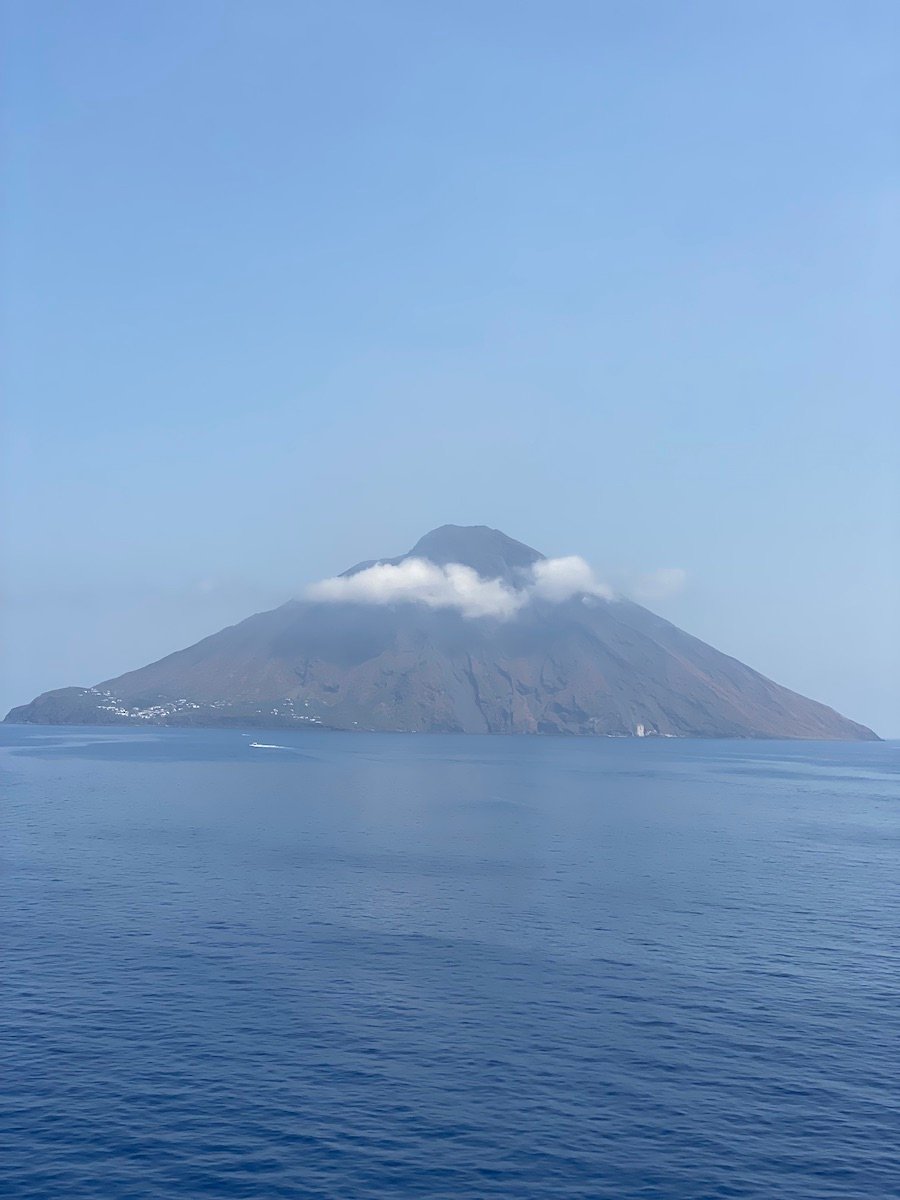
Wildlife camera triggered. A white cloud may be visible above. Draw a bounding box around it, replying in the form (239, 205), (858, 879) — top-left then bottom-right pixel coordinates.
(633, 567), (687, 600)
(306, 554), (613, 619)
(307, 558), (525, 619)
(530, 556), (613, 603)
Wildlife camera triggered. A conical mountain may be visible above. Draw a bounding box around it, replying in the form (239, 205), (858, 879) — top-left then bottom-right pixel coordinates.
(5, 525), (878, 739)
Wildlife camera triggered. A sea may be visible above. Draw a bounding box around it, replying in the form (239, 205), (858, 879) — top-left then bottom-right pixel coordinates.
(1, 725), (897, 1199)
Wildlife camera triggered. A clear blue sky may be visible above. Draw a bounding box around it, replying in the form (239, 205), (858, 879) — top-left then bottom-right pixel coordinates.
(2, 1), (897, 733)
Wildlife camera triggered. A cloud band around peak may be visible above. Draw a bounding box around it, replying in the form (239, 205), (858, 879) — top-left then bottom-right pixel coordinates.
(305, 555), (612, 619)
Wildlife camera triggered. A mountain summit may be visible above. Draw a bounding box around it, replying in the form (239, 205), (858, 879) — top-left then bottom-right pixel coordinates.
(5, 526), (878, 739)
(342, 524), (544, 585)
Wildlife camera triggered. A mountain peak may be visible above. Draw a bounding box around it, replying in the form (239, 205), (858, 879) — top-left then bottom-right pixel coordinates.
(408, 525), (544, 581)
(341, 524), (544, 583)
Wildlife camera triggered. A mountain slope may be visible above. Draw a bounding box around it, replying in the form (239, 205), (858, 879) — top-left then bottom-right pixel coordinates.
(5, 525), (878, 739)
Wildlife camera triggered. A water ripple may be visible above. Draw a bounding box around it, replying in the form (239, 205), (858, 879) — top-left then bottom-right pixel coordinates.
(1, 728), (898, 1198)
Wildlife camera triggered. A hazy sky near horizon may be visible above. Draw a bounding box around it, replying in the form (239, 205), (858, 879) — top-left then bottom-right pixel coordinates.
(2, 1), (898, 733)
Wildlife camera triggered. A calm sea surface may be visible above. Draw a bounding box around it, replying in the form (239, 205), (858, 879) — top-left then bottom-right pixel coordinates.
(1, 726), (898, 1198)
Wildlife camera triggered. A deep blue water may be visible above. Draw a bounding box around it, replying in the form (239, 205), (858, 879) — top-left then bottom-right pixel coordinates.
(1, 726), (898, 1199)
